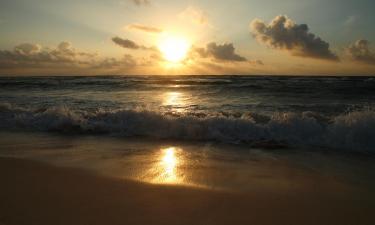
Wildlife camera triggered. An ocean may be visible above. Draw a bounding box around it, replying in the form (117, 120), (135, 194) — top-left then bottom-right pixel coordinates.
(1, 75), (375, 152)
(1, 75), (375, 190)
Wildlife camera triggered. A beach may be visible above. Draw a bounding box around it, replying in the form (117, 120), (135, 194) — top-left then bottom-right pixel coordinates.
(1, 131), (375, 225)
(1, 156), (374, 225)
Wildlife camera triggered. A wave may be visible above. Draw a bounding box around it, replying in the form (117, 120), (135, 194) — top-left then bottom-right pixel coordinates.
(1, 103), (374, 153)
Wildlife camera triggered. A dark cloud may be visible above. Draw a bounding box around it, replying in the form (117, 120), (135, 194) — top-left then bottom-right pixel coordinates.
(127, 24), (163, 34)
(112, 37), (155, 51)
(112, 37), (142, 49)
(346, 39), (375, 65)
(250, 15), (338, 61)
(131, 0), (149, 6)
(193, 42), (247, 62)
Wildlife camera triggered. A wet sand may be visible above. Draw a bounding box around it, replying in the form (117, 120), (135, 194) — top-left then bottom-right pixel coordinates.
(0, 157), (374, 225)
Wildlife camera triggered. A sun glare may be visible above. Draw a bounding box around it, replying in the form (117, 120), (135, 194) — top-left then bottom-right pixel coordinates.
(158, 35), (190, 63)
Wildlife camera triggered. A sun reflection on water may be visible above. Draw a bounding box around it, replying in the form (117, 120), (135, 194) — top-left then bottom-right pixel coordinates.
(163, 92), (183, 106)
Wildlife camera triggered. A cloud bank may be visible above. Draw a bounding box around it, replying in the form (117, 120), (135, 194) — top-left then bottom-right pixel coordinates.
(0, 42), (139, 72)
(346, 40), (375, 65)
(0, 42), (97, 68)
(250, 15), (338, 61)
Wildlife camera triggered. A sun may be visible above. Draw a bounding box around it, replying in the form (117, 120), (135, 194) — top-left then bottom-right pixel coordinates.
(158, 35), (191, 63)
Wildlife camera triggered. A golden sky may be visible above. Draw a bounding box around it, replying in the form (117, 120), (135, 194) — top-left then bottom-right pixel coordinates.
(0, 0), (374, 75)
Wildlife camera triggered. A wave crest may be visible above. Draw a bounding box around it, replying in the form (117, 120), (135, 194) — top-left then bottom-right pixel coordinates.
(1, 103), (374, 153)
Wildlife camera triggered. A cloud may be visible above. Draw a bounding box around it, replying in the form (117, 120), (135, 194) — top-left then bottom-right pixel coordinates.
(193, 42), (247, 62)
(250, 15), (338, 61)
(112, 38), (249, 64)
(126, 23), (163, 34)
(131, 0), (149, 6)
(112, 37), (155, 51)
(14, 43), (42, 55)
(179, 6), (208, 25)
(112, 37), (141, 49)
(346, 39), (375, 65)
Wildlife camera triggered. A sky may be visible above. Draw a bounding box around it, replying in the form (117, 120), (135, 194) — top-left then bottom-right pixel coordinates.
(0, 0), (374, 75)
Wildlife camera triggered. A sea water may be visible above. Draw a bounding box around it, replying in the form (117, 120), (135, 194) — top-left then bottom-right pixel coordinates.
(1, 76), (375, 190)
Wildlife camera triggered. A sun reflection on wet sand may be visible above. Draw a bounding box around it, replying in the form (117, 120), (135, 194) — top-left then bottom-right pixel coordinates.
(148, 147), (184, 184)
(160, 147), (178, 183)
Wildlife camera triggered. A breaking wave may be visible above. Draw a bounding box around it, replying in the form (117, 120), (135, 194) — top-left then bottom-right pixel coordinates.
(1, 103), (374, 153)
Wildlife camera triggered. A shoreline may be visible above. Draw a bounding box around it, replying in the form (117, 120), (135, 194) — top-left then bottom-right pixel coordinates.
(1, 157), (374, 225)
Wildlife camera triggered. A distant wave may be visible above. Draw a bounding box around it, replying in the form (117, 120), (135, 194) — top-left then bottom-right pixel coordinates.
(1, 102), (374, 153)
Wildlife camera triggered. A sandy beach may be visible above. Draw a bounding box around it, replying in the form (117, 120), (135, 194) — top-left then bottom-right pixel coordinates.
(0, 156), (374, 225)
